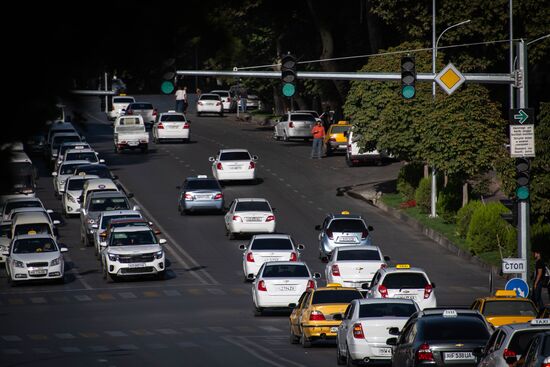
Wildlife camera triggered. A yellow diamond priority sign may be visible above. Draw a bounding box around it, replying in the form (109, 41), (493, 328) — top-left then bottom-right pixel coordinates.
(435, 63), (466, 95)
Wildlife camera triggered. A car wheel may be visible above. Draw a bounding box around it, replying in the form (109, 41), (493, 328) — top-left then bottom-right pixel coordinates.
(289, 325), (299, 344)
(253, 307), (263, 317)
(346, 156), (354, 167)
(325, 146), (333, 156)
(273, 131), (280, 141)
(301, 332), (312, 348)
(219, 112), (224, 117)
(228, 231), (235, 240)
(157, 270), (166, 280)
(153, 136), (159, 144)
(337, 343), (347, 365)
(197, 112), (201, 117)
(56, 276), (66, 285)
(103, 263), (114, 283)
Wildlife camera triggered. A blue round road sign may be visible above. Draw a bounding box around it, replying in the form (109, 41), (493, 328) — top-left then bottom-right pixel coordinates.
(505, 277), (529, 298)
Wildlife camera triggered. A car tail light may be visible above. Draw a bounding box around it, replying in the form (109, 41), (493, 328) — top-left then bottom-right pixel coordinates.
(214, 193), (223, 200)
(352, 323), (365, 339)
(216, 162), (223, 170)
(309, 310), (325, 321)
(542, 357), (550, 367)
(184, 193), (193, 200)
(153, 109), (158, 116)
(361, 230), (369, 239)
(249, 161), (255, 169)
(380, 263), (387, 269)
(232, 215), (242, 222)
(258, 280), (267, 291)
(307, 280), (315, 290)
(503, 349), (516, 360)
(227, 97), (231, 102)
(157, 122), (164, 129)
(126, 109), (133, 115)
(424, 284), (433, 299)
(289, 121), (294, 128)
(416, 343), (434, 361)
(326, 230), (333, 240)
(246, 252), (254, 262)
(331, 264), (340, 276)
(265, 215), (275, 222)
(120, 140), (127, 144)
(378, 285), (388, 298)
(289, 252), (297, 261)
(183, 123), (190, 128)
(216, 102), (221, 106)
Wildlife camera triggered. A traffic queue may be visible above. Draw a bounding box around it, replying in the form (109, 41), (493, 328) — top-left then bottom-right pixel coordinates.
(0, 99), (549, 367)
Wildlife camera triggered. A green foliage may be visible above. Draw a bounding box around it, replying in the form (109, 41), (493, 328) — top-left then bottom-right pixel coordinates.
(466, 202), (516, 255)
(530, 103), (550, 223)
(456, 200), (483, 238)
(531, 219), (550, 254)
(437, 178), (462, 223)
(397, 162), (424, 200)
(415, 177), (432, 213)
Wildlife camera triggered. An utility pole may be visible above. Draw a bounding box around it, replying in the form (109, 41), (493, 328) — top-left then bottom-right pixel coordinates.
(431, 0), (437, 218)
(104, 72), (109, 113)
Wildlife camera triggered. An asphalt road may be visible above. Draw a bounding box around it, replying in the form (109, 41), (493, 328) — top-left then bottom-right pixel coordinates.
(0, 95), (502, 367)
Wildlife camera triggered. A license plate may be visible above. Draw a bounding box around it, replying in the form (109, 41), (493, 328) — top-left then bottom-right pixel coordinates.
(245, 217), (262, 222)
(229, 166), (241, 170)
(195, 195), (211, 199)
(330, 327), (338, 333)
(128, 263), (146, 268)
(338, 236), (357, 242)
(377, 348), (392, 356)
(444, 352), (474, 360)
(168, 125), (179, 129)
(263, 257), (280, 262)
(397, 295), (417, 300)
(128, 141), (139, 146)
(30, 269), (47, 275)
(278, 285), (296, 292)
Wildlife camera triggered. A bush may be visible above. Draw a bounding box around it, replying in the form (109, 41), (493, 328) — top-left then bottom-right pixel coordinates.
(415, 177), (432, 213)
(456, 200), (483, 238)
(397, 162), (424, 200)
(467, 202), (517, 255)
(437, 178), (463, 223)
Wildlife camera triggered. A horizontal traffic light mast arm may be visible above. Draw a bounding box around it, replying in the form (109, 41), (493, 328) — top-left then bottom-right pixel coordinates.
(71, 90), (117, 95)
(176, 70), (514, 84)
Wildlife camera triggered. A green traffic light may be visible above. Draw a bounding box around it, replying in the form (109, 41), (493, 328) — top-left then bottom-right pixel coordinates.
(402, 85), (415, 99)
(282, 83), (295, 97)
(161, 81), (175, 94)
(516, 186), (529, 200)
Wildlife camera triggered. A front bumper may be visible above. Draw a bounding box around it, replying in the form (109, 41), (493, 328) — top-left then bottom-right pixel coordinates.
(10, 264), (64, 281)
(107, 258), (165, 277)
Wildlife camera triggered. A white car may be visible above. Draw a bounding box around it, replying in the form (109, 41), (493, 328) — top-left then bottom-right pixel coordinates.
(325, 246), (390, 290)
(210, 90), (235, 112)
(2, 234), (68, 285)
(54, 142), (91, 171)
(273, 112), (317, 141)
(224, 198), (275, 239)
(1, 197), (45, 222)
(93, 210), (143, 259)
(336, 298), (419, 365)
(209, 149), (258, 182)
(61, 148), (103, 166)
(108, 95), (135, 121)
(239, 234), (304, 280)
(52, 160), (90, 197)
(365, 264), (437, 310)
(152, 111), (190, 143)
(252, 261), (319, 315)
(196, 94), (223, 116)
(101, 226), (166, 282)
(61, 174), (99, 217)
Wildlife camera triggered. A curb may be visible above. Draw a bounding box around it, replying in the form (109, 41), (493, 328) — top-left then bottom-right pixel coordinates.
(347, 190), (503, 277)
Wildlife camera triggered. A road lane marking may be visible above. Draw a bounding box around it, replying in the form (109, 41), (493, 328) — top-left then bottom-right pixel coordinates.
(118, 292), (137, 299)
(207, 288), (226, 295)
(130, 329), (155, 336)
(258, 326), (282, 332)
(156, 329), (179, 335)
(33, 348), (51, 354)
(74, 295), (92, 302)
(27, 334), (48, 340)
(147, 343), (168, 349)
(177, 342), (199, 348)
(89, 346), (110, 352)
(163, 290), (181, 297)
(30, 297), (46, 304)
(1, 336), (21, 342)
(221, 336), (306, 367)
(143, 291), (160, 297)
(97, 293), (115, 300)
(118, 344), (138, 351)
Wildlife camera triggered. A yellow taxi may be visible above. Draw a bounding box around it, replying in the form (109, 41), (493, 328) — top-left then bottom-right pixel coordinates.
(470, 290), (538, 327)
(323, 121), (351, 155)
(289, 283), (363, 348)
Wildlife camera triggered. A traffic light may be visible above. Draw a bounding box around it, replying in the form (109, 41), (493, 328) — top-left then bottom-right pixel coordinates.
(160, 58), (176, 94)
(281, 54), (297, 97)
(500, 199), (518, 227)
(401, 55), (416, 99)
(515, 157), (530, 200)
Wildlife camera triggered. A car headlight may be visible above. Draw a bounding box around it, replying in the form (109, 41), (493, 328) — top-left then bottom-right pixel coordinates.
(14, 260), (25, 268)
(87, 218), (96, 224)
(107, 253), (119, 262)
(68, 194), (77, 203)
(155, 250), (164, 259)
(59, 180), (66, 186)
(50, 257), (62, 266)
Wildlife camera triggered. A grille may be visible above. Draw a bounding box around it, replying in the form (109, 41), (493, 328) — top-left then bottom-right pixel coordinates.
(120, 267), (154, 274)
(27, 262), (48, 267)
(118, 253), (155, 263)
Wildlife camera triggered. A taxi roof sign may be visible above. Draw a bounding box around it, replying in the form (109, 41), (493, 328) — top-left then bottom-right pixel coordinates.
(197, 175), (208, 178)
(326, 283), (342, 288)
(443, 310), (458, 317)
(530, 318), (550, 326)
(495, 290), (517, 297)
(396, 264), (411, 269)
(337, 121), (348, 125)
(341, 211), (350, 215)
(119, 93), (127, 96)
(27, 230), (37, 235)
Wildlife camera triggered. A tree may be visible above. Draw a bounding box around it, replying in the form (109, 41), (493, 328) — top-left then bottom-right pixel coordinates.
(531, 102), (550, 222)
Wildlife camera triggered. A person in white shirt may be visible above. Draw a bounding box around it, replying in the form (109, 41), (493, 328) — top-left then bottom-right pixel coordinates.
(175, 86), (186, 112)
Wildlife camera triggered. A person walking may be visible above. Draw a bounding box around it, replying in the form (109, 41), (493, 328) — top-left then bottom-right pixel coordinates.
(310, 120), (325, 159)
(182, 86), (189, 114)
(531, 249), (547, 311)
(175, 86), (185, 113)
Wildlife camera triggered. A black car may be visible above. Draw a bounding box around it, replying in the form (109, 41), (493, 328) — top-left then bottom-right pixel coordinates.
(520, 330), (550, 367)
(387, 309), (492, 366)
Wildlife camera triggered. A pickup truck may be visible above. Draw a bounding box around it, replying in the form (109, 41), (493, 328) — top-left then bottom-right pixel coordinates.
(113, 115), (149, 153)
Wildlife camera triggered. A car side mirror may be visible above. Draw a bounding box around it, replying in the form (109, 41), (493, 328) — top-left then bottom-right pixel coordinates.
(333, 313), (343, 321)
(60, 247), (69, 253)
(361, 283), (371, 290)
(252, 155), (259, 160)
(209, 157), (215, 162)
(92, 224), (99, 229)
(53, 220), (61, 226)
(288, 303), (297, 309)
(297, 244), (305, 251)
(112, 175), (118, 180)
(388, 327), (400, 335)
(99, 231), (107, 238)
(313, 272), (321, 279)
(384, 256), (391, 261)
(52, 172), (58, 177)
(132, 205), (140, 211)
(159, 239), (167, 245)
(239, 245), (246, 250)
(386, 337), (398, 346)
(314, 225), (321, 231)
(99, 159), (105, 164)
(78, 197), (83, 203)
(247, 274), (255, 280)
(81, 137), (86, 142)
(127, 193), (134, 198)
(187, 119), (191, 123)
(368, 225), (374, 231)
(154, 229), (162, 235)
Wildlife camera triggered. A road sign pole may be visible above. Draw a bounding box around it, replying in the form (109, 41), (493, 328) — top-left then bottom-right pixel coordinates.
(104, 72), (109, 113)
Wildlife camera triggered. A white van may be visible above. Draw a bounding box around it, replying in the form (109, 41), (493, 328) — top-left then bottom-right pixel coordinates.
(81, 179), (119, 206)
(345, 130), (388, 167)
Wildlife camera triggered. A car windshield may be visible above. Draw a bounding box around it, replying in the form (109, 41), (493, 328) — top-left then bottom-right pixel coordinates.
(219, 152), (250, 161)
(67, 179), (86, 191)
(66, 152), (97, 162)
(52, 135), (81, 149)
(337, 249), (381, 261)
(113, 97), (134, 104)
(60, 163), (82, 175)
(89, 198), (129, 212)
(544, 335), (550, 355)
(508, 330), (549, 356)
(312, 290), (363, 305)
(290, 114), (316, 122)
(101, 215), (141, 229)
(262, 264), (309, 278)
(328, 219), (366, 233)
(14, 223), (52, 236)
(251, 238), (293, 250)
(161, 114), (186, 122)
(235, 201), (271, 212)
(13, 238), (58, 253)
(382, 273), (429, 289)
(4, 201), (41, 214)
(359, 303), (417, 318)
(110, 230), (156, 246)
(75, 165), (111, 178)
(482, 301), (537, 317)
(131, 103), (153, 110)
(330, 125), (351, 133)
(200, 95), (220, 101)
(422, 318), (490, 340)
(185, 180), (220, 190)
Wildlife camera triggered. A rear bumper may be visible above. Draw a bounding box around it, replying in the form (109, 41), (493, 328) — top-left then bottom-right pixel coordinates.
(254, 292), (301, 308)
(229, 222), (276, 234)
(182, 200), (223, 211)
(287, 129), (312, 138)
(348, 341), (393, 361)
(216, 170), (255, 181)
(301, 323), (340, 338)
(197, 105), (222, 113)
(157, 129), (190, 139)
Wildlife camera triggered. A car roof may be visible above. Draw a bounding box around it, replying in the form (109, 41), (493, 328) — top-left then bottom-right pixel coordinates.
(355, 298), (416, 305)
(235, 198), (269, 202)
(10, 207), (47, 214)
(416, 309), (482, 318)
(210, 90), (230, 93)
(252, 234), (291, 240)
(89, 191), (126, 199)
(263, 261), (308, 267)
(160, 111), (185, 116)
(109, 218), (148, 225)
(13, 234), (56, 241)
(66, 174), (100, 181)
(86, 178), (116, 186)
(335, 245), (381, 252)
(200, 93), (220, 97)
(380, 266), (428, 275)
(498, 320), (550, 332)
(101, 210), (140, 218)
(65, 148), (96, 154)
(219, 148), (250, 153)
(186, 176), (216, 181)
(327, 213), (364, 220)
(50, 123), (75, 130)
(314, 285), (360, 291)
(3, 197), (43, 204)
(111, 226), (153, 233)
(113, 96), (134, 100)
(12, 211), (50, 223)
(52, 132), (80, 138)
(61, 160), (91, 166)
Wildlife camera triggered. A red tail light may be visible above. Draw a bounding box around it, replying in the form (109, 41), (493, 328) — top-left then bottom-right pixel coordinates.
(289, 121), (294, 128)
(258, 280), (267, 291)
(503, 349), (516, 359)
(184, 193), (193, 200)
(289, 252), (297, 261)
(424, 284), (433, 299)
(331, 264), (340, 276)
(326, 230), (333, 239)
(361, 230), (369, 239)
(378, 285), (388, 298)
(352, 323), (365, 339)
(249, 161), (255, 169)
(265, 215), (275, 222)
(541, 357), (550, 367)
(227, 97), (232, 102)
(380, 263), (387, 269)
(309, 310), (325, 321)
(183, 123), (190, 128)
(157, 122), (164, 129)
(232, 215), (242, 222)
(246, 252), (254, 262)
(416, 343), (434, 361)
(214, 193), (223, 200)
(153, 109), (158, 116)
(307, 280), (315, 290)
(216, 162), (223, 170)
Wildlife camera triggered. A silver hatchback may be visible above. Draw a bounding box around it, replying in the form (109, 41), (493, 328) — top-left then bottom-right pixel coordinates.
(177, 175), (224, 214)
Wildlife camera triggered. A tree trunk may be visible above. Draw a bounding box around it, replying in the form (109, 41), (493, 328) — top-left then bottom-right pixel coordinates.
(424, 164), (429, 178)
(365, 1), (383, 54)
(462, 182), (469, 207)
